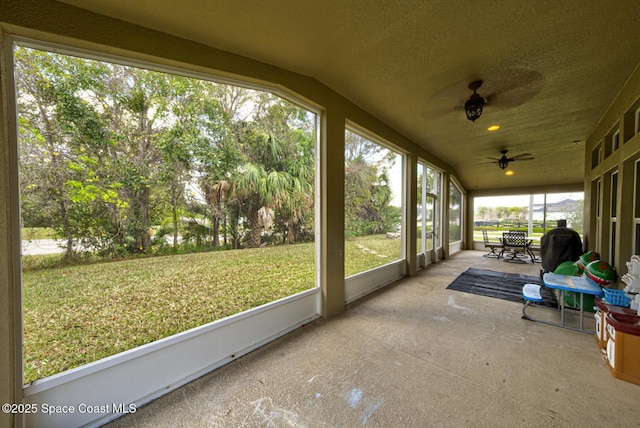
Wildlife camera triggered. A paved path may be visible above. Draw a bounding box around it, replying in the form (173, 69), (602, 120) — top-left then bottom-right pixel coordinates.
(21, 239), (66, 256)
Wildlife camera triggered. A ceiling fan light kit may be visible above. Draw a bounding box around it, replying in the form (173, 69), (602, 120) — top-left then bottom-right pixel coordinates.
(498, 156), (510, 169)
(465, 80), (485, 122)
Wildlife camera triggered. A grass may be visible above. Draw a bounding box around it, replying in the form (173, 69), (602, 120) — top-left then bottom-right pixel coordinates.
(21, 227), (56, 240)
(473, 229), (543, 244)
(23, 244), (316, 384)
(344, 235), (403, 276)
(22, 234), (399, 384)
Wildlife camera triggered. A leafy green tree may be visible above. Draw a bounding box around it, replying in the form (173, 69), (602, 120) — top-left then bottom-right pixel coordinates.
(344, 130), (398, 237)
(17, 46), (317, 259)
(15, 47), (127, 260)
(508, 206), (526, 222)
(251, 96), (315, 244)
(495, 206), (510, 223)
(107, 67), (171, 252)
(193, 83), (244, 249)
(233, 123), (295, 248)
(476, 206), (490, 220)
(219, 92), (316, 248)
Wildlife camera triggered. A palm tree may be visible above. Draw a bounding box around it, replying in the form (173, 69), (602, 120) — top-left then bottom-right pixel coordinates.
(201, 178), (231, 248)
(234, 161), (293, 248)
(226, 93), (315, 248)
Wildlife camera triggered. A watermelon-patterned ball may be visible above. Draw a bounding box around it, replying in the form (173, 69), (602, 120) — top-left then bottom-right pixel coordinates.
(578, 251), (600, 271)
(585, 260), (616, 286)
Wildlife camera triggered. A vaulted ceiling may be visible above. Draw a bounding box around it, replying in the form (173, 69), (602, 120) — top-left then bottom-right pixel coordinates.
(58, 0), (640, 191)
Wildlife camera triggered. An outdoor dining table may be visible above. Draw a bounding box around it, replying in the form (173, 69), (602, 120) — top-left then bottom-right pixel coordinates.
(500, 231), (536, 263)
(522, 273), (604, 333)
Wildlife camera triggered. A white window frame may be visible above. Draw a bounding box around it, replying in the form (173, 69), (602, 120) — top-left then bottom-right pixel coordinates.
(344, 122), (407, 303)
(448, 177), (464, 255)
(610, 171), (618, 267)
(612, 129), (620, 152)
(416, 160), (443, 268)
(597, 144), (603, 165)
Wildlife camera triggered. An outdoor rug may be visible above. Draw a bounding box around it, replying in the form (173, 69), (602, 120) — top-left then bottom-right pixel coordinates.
(446, 267), (558, 307)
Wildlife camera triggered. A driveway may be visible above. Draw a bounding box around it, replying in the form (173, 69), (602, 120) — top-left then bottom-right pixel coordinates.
(21, 239), (66, 256)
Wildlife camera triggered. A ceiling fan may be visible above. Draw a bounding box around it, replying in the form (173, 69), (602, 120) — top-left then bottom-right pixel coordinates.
(483, 150), (535, 169)
(420, 71), (544, 121)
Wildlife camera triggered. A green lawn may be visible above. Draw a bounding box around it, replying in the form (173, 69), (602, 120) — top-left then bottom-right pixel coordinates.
(344, 234), (403, 276)
(21, 227), (56, 240)
(22, 235), (400, 384)
(473, 229), (543, 244)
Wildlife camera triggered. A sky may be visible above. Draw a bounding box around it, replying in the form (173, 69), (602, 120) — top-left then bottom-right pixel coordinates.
(474, 192), (584, 208)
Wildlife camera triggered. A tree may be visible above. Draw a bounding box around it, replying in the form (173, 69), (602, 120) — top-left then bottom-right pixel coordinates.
(225, 93), (315, 248)
(15, 47), (128, 260)
(252, 96), (315, 244)
(16, 46), (317, 259)
(233, 124), (294, 248)
(344, 130), (398, 236)
(193, 82), (244, 249)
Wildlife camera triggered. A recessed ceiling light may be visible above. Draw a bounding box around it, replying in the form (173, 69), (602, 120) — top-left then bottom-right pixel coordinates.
(488, 125), (500, 131)
(505, 170), (514, 176)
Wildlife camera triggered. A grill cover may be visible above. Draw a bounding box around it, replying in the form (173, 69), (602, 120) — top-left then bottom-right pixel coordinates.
(540, 227), (583, 273)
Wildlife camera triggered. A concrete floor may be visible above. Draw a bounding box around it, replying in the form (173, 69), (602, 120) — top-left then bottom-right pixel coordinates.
(105, 251), (640, 427)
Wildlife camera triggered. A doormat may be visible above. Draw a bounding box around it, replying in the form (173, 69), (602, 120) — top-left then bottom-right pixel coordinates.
(446, 267), (557, 307)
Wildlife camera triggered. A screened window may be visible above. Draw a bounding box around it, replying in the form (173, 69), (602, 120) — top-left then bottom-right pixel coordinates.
(473, 192), (584, 246)
(417, 161), (442, 266)
(448, 180), (462, 243)
(16, 45), (318, 384)
(417, 162), (425, 254)
(344, 128), (404, 277)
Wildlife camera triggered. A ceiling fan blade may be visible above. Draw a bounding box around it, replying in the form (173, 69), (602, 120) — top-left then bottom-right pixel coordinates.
(509, 153), (533, 160)
(476, 160), (499, 165)
(485, 150), (535, 166)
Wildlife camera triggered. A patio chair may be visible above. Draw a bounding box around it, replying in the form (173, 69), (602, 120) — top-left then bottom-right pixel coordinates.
(482, 230), (503, 258)
(499, 231), (534, 263)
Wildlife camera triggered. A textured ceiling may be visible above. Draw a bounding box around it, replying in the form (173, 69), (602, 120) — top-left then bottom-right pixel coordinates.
(59, 0), (640, 191)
